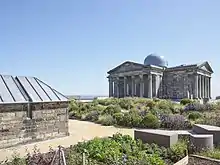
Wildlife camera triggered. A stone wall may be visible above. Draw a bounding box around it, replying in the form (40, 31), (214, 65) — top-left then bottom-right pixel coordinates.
(0, 101), (69, 149)
(163, 70), (193, 99)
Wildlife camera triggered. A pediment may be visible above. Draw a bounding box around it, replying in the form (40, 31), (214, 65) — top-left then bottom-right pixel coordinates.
(107, 61), (144, 74)
(197, 61), (213, 73)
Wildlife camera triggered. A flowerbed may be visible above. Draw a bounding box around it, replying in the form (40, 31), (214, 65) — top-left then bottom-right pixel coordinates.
(69, 98), (220, 130)
(2, 133), (188, 165)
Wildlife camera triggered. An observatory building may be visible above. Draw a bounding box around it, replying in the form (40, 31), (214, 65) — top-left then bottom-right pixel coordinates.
(107, 54), (213, 100)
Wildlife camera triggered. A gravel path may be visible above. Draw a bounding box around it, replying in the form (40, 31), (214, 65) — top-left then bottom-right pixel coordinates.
(0, 120), (134, 161)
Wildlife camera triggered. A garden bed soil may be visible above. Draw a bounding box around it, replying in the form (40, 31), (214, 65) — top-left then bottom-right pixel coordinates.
(188, 155), (220, 165)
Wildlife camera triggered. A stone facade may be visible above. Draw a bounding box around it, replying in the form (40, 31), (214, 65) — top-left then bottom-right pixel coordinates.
(107, 61), (213, 100)
(0, 101), (69, 149)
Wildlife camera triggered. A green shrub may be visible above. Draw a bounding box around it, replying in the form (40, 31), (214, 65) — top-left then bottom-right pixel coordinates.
(128, 110), (142, 127)
(155, 100), (174, 114)
(97, 98), (119, 106)
(145, 100), (156, 109)
(133, 98), (149, 104)
(180, 98), (193, 105)
(121, 112), (132, 127)
(90, 104), (106, 112)
(98, 115), (115, 126)
(4, 157), (26, 165)
(150, 107), (162, 116)
(188, 111), (202, 121)
(85, 111), (100, 122)
(7, 133), (187, 165)
(69, 100), (80, 112)
(125, 154), (166, 165)
(141, 113), (160, 129)
(118, 98), (134, 109)
(168, 141), (187, 163)
(153, 98), (160, 102)
(74, 133), (167, 165)
(196, 114), (220, 127)
(198, 147), (220, 160)
(112, 112), (124, 125)
(215, 101), (220, 110)
(103, 105), (121, 115)
(117, 110), (142, 128)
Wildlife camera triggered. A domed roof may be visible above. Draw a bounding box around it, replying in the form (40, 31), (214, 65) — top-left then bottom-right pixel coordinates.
(144, 54), (168, 67)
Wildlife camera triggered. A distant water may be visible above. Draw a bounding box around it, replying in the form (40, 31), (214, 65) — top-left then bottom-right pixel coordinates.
(67, 95), (108, 100)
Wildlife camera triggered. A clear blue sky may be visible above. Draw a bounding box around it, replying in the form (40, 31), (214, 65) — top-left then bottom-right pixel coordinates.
(0, 0), (219, 97)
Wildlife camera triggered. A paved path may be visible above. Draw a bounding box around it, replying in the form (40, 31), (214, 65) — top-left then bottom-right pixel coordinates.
(0, 120), (133, 161)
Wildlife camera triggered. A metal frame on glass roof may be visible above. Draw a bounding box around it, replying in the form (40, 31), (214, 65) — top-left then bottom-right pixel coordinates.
(0, 75), (68, 104)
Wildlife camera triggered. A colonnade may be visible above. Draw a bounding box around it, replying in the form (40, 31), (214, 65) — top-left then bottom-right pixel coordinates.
(109, 73), (211, 99)
(195, 74), (211, 99)
(109, 74), (162, 98)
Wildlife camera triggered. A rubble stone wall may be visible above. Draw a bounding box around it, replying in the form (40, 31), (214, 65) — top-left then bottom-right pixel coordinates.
(0, 101), (69, 149)
(163, 70), (193, 99)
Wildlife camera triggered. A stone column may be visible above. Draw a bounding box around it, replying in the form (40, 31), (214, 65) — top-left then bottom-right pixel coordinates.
(139, 75), (144, 97)
(131, 76), (135, 97)
(198, 75), (202, 98)
(203, 76), (206, 98)
(148, 74), (152, 98)
(205, 77), (208, 98)
(207, 77), (211, 99)
(113, 79), (117, 97)
(194, 74), (198, 99)
(159, 75), (163, 98)
(207, 77), (210, 99)
(108, 77), (113, 97)
(123, 77), (127, 97)
(155, 75), (159, 97)
(115, 77), (119, 98)
(209, 77), (211, 99)
(200, 75), (203, 98)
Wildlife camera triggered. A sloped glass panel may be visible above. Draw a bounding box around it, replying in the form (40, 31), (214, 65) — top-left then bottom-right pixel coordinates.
(27, 77), (51, 102)
(0, 76), (14, 102)
(17, 77), (42, 102)
(2, 75), (26, 102)
(36, 79), (60, 101)
(53, 90), (68, 101)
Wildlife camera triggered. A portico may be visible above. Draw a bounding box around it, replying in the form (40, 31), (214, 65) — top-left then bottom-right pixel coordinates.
(195, 73), (211, 99)
(109, 72), (163, 98)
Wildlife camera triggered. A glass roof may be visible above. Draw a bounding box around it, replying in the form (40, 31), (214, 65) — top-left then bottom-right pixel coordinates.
(0, 75), (68, 103)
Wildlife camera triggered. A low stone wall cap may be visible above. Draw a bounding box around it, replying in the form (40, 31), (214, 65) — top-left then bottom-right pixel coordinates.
(191, 134), (213, 138)
(194, 124), (220, 131)
(135, 129), (177, 136)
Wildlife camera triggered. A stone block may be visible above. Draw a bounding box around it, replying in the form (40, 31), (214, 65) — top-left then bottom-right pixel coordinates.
(59, 115), (67, 121)
(0, 102), (69, 149)
(15, 111), (26, 118)
(190, 134), (213, 151)
(134, 129), (178, 147)
(171, 130), (192, 140)
(193, 124), (220, 145)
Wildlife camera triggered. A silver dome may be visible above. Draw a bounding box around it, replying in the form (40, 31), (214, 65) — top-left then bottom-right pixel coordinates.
(144, 54), (168, 67)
